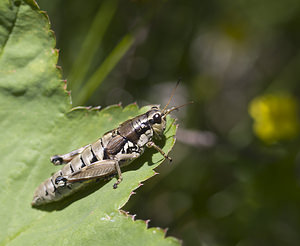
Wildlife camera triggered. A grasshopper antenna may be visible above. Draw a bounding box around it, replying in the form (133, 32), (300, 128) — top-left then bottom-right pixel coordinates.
(162, 78), (181, 114)
(163, 101), (194, 116)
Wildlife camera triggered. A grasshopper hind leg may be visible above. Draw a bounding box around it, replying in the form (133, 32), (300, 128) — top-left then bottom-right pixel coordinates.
(63, 153), (140, 188)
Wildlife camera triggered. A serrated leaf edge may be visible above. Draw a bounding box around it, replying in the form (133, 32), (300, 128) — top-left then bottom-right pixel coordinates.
(119, 209), (182, 245)
(18, 3), (181, 245)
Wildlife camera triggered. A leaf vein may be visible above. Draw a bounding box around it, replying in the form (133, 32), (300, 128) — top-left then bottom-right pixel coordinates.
(0, 4), (20, 57)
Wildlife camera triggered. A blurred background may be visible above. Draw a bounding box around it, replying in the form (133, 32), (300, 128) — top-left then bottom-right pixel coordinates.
(38, 0), (300, 245)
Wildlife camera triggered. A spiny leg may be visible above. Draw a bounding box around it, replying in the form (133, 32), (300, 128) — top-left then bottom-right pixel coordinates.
(112, 152), (140, 189)
(113, 161), (122, 189)
(146, 141), (172, 161)
(50, 144), (90, 165)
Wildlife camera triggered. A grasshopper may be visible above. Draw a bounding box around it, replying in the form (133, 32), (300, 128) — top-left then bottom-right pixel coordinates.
(32, 83), (188, 206)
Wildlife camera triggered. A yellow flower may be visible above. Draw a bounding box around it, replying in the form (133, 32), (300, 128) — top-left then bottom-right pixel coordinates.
(249, 94), (299, 143)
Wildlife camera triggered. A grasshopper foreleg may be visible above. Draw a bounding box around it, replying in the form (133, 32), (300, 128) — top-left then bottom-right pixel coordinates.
(50, 144), (90, 165)
(146, 141), (172, 161)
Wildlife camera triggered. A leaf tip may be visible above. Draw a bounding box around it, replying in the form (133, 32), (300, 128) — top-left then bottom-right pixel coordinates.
(131, 214), (136, 221)
(145, 219), (151, 228)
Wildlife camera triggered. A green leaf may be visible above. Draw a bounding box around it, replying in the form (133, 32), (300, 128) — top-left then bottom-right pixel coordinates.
(0, 1), (178, 245)
(69, 0), (118, 94)
(74, 33), (135, 105)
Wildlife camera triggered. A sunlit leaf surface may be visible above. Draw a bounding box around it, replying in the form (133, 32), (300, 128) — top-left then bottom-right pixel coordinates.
(0, 1), (178, 245)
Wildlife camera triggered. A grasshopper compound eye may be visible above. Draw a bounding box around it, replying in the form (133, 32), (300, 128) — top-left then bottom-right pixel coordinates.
(152, 113), (161, 124)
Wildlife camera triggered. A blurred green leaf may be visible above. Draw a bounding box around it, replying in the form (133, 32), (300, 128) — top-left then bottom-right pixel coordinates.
(74, 33), (134, 105)
(0, 1), (178, 245)
(69, 0), (118, 94)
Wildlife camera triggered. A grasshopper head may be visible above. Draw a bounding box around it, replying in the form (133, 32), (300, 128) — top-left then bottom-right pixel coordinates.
(147, 106), (166, 139)
(147, 80), (192, 139)
(147, 103), (192, 140)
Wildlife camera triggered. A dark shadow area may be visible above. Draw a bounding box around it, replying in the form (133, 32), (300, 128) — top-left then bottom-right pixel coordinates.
(32, 179), (107, 211)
